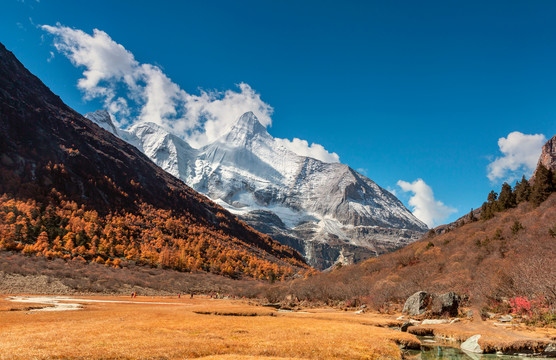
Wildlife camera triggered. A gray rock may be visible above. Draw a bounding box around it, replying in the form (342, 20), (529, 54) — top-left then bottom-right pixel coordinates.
(461, 335), (483, 354)
(402, 291), (431, 315)
(431, 292), (460, 317)
(499, 314), (513, 322)
(466, 310), (473, 318)
(543, 343), (556, 356)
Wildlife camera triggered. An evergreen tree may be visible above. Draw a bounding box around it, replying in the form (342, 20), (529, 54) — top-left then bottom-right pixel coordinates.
(530, 164), (554, 207)
(468, 208), (476, 222)
(480, 202), (494, 220)
(480, 191), (498, 220)
(514, 175), (531, 203)
(487, 190), (498, 203)
(497, 182), (516, 210)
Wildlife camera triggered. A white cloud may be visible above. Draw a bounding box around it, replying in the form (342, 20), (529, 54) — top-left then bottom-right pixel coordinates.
(41, 24), (278, 149)
(487, 131), (546, 182)
(184, 83), (274, 147)
(42, 24), (340, 160)
(275, 137), (340, 163)
(397, 179), (456, 228)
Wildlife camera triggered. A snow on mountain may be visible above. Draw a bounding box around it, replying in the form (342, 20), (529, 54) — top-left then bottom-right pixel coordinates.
(84, 109), (120, 136)
(83, 110), (428, 269)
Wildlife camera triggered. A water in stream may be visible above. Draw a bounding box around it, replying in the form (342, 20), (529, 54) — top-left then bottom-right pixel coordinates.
(404, 336), (556, 360)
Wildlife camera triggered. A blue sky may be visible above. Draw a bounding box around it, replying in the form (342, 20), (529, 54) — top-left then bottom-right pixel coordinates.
(2, 0), (556, 226)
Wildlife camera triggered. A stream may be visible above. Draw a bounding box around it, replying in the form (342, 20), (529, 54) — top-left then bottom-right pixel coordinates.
(406, 336), (556, 360)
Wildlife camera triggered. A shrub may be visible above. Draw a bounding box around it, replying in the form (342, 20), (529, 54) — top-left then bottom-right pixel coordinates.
(511, 221), (524, 235)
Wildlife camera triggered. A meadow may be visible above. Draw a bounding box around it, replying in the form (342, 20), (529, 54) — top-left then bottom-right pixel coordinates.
(0, 295), (418, 360)
(2, 295), (556, 359)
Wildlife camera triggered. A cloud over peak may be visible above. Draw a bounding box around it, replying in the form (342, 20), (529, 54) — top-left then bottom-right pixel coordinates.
(487, 131), (546, 183)
(42, 24), (339, 162)
(275, 137), (340, 163)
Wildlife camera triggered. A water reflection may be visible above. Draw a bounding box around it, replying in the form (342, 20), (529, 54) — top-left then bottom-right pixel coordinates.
(405, 344), (545, 360)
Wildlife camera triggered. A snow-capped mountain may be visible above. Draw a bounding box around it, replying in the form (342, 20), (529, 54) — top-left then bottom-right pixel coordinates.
(84, 109), (120, 136)
(84, 110), (428, 269)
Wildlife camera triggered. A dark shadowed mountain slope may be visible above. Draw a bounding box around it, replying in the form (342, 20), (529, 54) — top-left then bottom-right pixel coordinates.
(0, 42), (307, 279)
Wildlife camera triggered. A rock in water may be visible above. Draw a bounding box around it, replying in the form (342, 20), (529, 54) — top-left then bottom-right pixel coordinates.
(461, 335), (483, 354)
(431, 292), (460, 317)
(402, 291), (430, 315)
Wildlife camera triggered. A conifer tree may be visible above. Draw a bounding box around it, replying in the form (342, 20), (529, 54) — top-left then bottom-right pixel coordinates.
(530, 164), (554, 207)
(468, 208), (476, 222)
(481, 191), (499, 220)
(514, 175), (531, 203)
(487, 190), (498, 203)
(497, 182), (516, 210)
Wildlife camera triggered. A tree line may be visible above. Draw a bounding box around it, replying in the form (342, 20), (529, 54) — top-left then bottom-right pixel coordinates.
(481, 164), (555, 220)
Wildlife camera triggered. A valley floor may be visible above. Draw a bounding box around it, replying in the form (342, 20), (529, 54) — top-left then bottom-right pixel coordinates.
(0, 295), (415, 360)
(1, 295), (555, 360)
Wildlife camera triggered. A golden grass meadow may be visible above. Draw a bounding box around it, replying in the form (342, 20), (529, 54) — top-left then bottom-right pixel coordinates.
(0, 295), (418, 360)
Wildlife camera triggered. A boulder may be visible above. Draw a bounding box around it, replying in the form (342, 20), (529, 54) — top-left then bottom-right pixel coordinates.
(461, 335), (483, 354)
(431, 292), (460, 317)
(544, 343), (556, 356)
(499, 314), (513, 322)
(402, 291), (431, 315)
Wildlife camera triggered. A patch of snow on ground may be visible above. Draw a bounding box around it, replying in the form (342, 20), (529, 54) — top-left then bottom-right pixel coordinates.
(7, 296), (192, 312)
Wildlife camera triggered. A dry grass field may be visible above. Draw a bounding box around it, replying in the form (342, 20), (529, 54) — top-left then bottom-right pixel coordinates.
(0, 295), (418, 360)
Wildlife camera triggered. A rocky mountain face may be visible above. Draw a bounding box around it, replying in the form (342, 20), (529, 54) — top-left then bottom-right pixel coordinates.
(532, 135), (556, 180)
(0, 42), (306, 271)
(86, 110), (427, 269)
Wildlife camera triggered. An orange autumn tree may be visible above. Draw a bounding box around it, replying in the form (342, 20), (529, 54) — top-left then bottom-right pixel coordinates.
(0, 194), (305, 280)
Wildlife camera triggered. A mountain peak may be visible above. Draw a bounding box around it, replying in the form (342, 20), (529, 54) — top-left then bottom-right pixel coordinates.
(223, 111), (270, 145)
(84, 109), (119, 136)
(233, 111), (267, 133)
